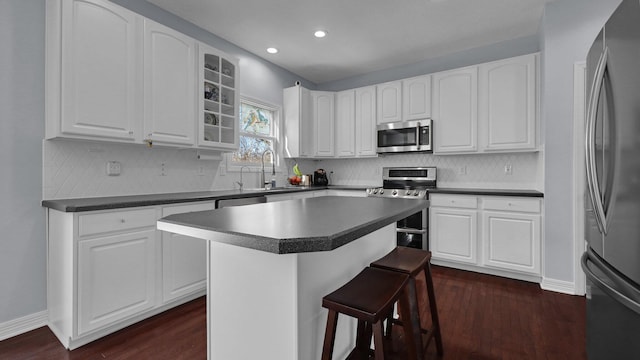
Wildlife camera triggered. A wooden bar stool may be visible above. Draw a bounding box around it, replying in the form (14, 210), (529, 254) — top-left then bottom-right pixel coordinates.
(371, 247), (444, 356)
(321, 267), (420, 360)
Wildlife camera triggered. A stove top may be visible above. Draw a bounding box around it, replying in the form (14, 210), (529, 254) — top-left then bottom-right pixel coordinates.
(366, 167), (436, 199)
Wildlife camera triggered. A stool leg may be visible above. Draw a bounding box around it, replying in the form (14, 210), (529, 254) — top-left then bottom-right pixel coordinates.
(322, 309), (339, 360)
(398, 287), (420, 360)
(372, 320), (385, 360)
(424, 264), (444, 356)
(355, 319), (372, 357)
(408, 277), (425, 359)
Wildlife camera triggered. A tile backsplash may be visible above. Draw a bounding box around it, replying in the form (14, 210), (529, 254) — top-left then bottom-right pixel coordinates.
(43, 139), (542, 200)
(43, 140), (220, 199)
(315, 152), (542, 190)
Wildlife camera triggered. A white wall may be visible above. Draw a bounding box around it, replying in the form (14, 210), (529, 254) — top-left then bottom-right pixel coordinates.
(0, 1), (47, 324)
(541, 0), (621, 284)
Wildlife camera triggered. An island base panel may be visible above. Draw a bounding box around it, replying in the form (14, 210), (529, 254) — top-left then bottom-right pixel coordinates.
(207, 224), (395, 360)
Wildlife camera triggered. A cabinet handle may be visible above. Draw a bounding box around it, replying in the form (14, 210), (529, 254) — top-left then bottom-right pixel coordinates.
(120, 219), (126, 223)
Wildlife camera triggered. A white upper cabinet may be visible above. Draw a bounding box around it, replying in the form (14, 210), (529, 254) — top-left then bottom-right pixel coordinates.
(354, 86), (377, 157)
(46, 0), (238, 151)
(402, 75), (431, 120)
(143, 20), (196, 146)
(479, 54), (537, 152)
(335, 90), (356, 157)
(283, 85), (313, 158)
(312, 91), (335, 157)
(432, 66), (478, 154)
(47, 0), (142, 141)
(197, 43), (239, 149)
(376, 81), (402, 124)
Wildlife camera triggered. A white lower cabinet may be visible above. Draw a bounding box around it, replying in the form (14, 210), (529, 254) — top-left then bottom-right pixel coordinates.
(481, 198), (541, 275)
(429, 195), (478, 264)
(47, 202), (213, 349)
(161, 202), (214, 303)
(429, 193), (542, 280)
(77, 229), (157, 335)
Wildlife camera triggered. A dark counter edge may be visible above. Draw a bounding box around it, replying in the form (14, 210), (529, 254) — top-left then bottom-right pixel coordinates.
(42, 186), (543, 212)
(158, 198), (429, 254)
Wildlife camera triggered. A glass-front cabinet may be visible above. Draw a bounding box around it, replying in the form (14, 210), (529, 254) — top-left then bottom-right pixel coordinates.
(198, 43), (239, 149)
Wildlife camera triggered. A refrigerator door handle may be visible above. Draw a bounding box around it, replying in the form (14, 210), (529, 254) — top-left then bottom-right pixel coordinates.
(582, 248), (640, 315)
(585, 47), (609, 235)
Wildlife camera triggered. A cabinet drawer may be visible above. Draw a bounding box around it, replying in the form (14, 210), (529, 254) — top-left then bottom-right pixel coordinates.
(78, 208), (157, 237)
(482, 197), (541, 213)
(430, 195), (478, 209)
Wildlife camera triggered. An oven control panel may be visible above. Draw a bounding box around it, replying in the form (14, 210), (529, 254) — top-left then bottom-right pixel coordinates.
(366, 187), (428, 199)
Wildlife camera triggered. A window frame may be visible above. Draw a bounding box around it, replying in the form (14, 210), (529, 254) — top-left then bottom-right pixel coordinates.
(226, 96), (282, 173)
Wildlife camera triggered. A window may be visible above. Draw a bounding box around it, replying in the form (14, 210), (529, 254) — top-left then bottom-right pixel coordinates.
(229, 97), (280, 169)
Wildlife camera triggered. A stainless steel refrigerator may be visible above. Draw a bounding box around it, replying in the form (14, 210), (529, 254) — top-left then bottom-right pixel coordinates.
(582, 0), (640, 358)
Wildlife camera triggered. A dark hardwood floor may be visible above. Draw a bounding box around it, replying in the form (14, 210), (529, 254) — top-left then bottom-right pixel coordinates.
(0, 266), (586, 360)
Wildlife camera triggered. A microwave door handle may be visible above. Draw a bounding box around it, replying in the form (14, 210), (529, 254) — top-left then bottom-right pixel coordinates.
(416, 122), (421, 148)
(585, 47), (608, 235)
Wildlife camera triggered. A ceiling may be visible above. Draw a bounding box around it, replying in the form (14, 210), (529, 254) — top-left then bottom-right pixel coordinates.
(146, 0), (554, 85)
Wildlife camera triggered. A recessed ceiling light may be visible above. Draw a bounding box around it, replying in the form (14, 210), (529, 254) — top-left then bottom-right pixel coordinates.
(314, 30), (327, 38)
(266, 47), (278, 54)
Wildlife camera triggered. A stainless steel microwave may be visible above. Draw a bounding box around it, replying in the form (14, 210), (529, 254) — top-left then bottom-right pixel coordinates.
(376, 119), (432, 154)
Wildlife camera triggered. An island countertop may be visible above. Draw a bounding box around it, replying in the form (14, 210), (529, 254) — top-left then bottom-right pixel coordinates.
(157, 196), (428, 254)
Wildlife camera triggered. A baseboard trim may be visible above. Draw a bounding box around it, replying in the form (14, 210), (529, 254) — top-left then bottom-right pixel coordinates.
(0, 311), (48, 342)
(541, 277), (577, 295)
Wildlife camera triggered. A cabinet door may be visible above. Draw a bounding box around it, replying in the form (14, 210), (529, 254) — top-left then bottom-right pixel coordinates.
(432, 67), (478, 153)
(482, 211), (540, 274)
(299, 87), (314, 157)
(355, 86), (377, 157)
(335, 90), (356, 157)
(143, 20), (196, 146)
(402, 75), (431, 120)
(283, 86), (313, 158)
(77, 229), (156, 335)
(198, 43), (239, 149)
(59, 0), (141, 141)
(430, 207), (477, 264)
(312, 91), (335, 157)
(376, 81), (402, 124)
(479, 54), (537, 151)
(161, 202), (214, 303)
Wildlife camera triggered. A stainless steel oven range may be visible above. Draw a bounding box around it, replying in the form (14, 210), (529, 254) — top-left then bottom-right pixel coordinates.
(366, 167), (436, 250)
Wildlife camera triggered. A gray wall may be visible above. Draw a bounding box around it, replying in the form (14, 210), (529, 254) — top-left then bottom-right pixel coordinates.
(540, 0), (620, 283)
(0, 0), (47, 324)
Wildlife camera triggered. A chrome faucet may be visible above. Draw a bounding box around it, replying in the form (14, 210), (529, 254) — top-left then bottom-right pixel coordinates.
(236, 166), (249, 191)
(261, 149), (276, 188)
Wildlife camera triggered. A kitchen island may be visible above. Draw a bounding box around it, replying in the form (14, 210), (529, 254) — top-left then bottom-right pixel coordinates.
(157, 196), (428, 360)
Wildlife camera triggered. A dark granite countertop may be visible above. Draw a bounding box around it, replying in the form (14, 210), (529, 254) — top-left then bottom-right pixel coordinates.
(157, 196), (428, 254)
(41, 185), (368, 212)
(428, 188), (543, 197)
(41, 185), (542, 212)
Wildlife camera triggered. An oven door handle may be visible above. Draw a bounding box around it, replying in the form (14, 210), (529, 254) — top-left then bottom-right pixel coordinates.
(396, 228), (427, 235)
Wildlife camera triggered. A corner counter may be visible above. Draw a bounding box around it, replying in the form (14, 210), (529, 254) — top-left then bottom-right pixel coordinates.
(157, 196), (428, 360)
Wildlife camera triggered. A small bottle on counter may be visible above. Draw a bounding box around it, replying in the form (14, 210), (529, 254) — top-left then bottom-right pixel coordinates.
(271, 177), (276, 189)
